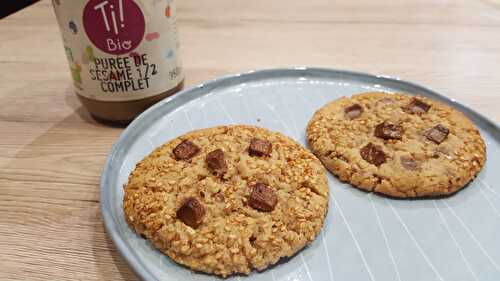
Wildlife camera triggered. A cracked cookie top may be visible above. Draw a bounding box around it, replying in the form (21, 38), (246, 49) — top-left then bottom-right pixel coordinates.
(307, 92), (486, 198)
(123, 125), (329, 277)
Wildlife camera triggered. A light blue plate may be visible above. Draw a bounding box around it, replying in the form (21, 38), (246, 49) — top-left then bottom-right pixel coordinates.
(101, 68), (500, 281)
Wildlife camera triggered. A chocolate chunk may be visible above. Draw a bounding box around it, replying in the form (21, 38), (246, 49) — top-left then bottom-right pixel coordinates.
(360, 143), (386, 166)
(248, 183), (277, 212)
(176, 197), (205, 228)
(249, 235), (257, 246)
(374, 121), (403, 140)
(206, 149), (228, 176)
(248, 138), (272, 157)
(426, 124), (449, 144)
(378, 98), (394, 105)
(344, 104), (364, 119)
(400, 156), (418, 170)
(173, 140), (200, 160)
(404, 98), (431, 114)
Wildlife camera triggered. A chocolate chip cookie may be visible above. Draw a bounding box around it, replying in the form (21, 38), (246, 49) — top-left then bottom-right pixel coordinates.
(307, 92), (486, 198)
(123, 125), (329, 277)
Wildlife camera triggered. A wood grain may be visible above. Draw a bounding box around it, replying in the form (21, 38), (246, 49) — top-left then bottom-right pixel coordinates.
(0, 0), (499, 280)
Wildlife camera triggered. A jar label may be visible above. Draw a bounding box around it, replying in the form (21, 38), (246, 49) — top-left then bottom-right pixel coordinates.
(52, 0), (183, 102)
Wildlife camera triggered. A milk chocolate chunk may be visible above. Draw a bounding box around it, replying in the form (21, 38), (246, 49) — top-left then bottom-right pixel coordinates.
(426, 124), (449, 144)
(176, 197), (205, 228)
(404, 98), (431, 114)
(249, 138), (272, 157)
(374, 121), (403, 140)
(378, 97), (394, 105)
(360, 143), (386, 166)
(400, 156), (418, 170)
(344, 104), (364, 120)
(248, 183), (277, 212)
(173, 140), (200, 160)
(206, 149), (228, 176)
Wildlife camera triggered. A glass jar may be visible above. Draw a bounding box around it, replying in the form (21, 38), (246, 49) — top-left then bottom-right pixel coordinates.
(52, 0), (184, 124)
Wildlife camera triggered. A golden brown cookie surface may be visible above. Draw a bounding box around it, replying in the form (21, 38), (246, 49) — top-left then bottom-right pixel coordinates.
(307, 92), (486, 198)
(123, 125), (329, 277)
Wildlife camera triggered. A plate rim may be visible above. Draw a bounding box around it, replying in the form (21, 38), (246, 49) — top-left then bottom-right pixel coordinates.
(100, 67), (499, 281)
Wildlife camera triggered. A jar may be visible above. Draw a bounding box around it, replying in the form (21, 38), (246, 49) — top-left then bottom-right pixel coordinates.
(52, 0), (184, 124)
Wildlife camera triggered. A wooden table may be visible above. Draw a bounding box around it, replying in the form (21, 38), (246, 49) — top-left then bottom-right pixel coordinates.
(1, 0), (499, 280)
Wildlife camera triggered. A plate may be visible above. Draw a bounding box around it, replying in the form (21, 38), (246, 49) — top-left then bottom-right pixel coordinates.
(101, 68), (500, 281)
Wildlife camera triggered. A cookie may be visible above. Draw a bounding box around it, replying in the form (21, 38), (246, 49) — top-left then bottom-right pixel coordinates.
(123, 125), (329, 277)
(307, 92), (486, 198)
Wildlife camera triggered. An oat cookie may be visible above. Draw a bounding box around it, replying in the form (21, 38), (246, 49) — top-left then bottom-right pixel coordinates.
(123, 125), (329, 277)
(307, 92), (486, 198)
